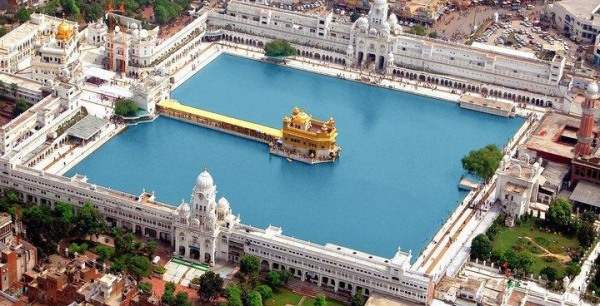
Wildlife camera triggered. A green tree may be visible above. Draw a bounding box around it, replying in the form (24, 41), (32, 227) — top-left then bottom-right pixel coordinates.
(81, 2), (104, 22)
(73, 202), (106, 236)
(62, 0), (80, 18)
(198, 271), (224, 302)
(15, 8), (31, 23)
(174, 291), (191, 306)
(247, 291), (262, 306)
(239, 255), (260, 276)
(578, 220), (596, 248)
(351, 289), (366, 306)
(54, 202), (75, 234)
(0, 27), (8, 38)
(409, 24), (427, 36)
(110, 256), (127, 273)
(540, 266), (558, 282)
(547, 198), (573, 230)
(114, 99), (139, 117)
(566, 262), (581, 277)
(127, 255), (152, 279)
(162, 281), (177, 305)
(470, 234), (492, 260)
(143, 240), (158, 256)
(428, 31), (438, 38)
(94, 245), (114, 262)
(68, 242), (89, 254)
(255, 284), (273, 300)
(461, 144), (503, 180)
(14, 98), (31, 117)
(138, 281), (153, 295)
(226, 284), (243, 306)
(264, 39), (297, 58)
(266, 270), (282, 288)
(314, 294), (328, 306)
(516, 252), (534, 275)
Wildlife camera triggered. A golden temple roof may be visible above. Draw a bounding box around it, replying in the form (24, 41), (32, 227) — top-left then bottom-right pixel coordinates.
(290, 107), (311, 126)
(56, 21), (74, 41)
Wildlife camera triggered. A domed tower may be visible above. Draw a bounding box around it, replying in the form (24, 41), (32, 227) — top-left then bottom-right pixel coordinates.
(191, 170), (218, 228)
(575, 82), (599, 157)
(368, 0), (390, 32)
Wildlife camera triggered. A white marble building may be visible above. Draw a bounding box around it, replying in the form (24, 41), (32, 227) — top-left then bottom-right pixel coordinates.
(31, 21), (82, 86)
(0, 14), (78, 74)
(0, 161), (433, 304)
(494, 155), (544, 226)
(207, 0), (566, 106)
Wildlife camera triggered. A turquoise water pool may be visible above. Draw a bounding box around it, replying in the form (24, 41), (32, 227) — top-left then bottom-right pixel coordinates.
(67, 55), (523, 257)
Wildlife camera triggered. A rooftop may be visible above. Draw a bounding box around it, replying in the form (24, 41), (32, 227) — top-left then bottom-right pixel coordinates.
(555, 0), (600, 21)
(471, 42), (537, 60)
(526, 112), (583, 163)
(66, 115), (108, 140)
(570, 181), (600, 207)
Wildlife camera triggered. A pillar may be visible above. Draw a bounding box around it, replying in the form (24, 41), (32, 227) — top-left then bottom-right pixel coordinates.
(317, 275), (322, 287)
(334, 280), (339, 292)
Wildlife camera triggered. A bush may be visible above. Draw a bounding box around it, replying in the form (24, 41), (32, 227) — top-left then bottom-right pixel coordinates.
(264, 39), (297, 57)
(247, 291), (262, 306)
(540, 266), (558, 282)
(240, 255), (260, 276)
(94, 245), (114, 262)
(226, 285), (243, 306)
(255, 284), (273, 300)
(471, 234), (492, 260)
(266, 270), (282, 288)
(154, 265), (167, 274)
(114, 99), (138, 117)
(138, 282), (153, 295)
(461, 144), (503, 180)
(68, 242), (89, 255)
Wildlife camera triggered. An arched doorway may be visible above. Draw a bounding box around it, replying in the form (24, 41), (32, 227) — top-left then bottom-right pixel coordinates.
(190, 248), (200, 260)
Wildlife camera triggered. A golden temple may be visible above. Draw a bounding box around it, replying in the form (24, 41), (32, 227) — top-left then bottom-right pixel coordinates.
(274, 107), (340, 163)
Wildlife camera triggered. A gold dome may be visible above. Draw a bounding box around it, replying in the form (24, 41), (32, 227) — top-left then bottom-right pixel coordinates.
(56, 21), (74, 41)
(291, 108), (311, 126)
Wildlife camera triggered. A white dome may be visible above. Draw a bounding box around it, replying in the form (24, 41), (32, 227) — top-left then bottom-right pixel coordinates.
(374, 0), (387, 4)
(191, 218), (200, 226)
(177, 202), (190, 218)
(196, 170), (214, 191)
(586, 82), (599, 98)
(388, 13), (398, 26)
(217, 197), (230, 211)
(356, 17), (368, 30)
(369, 28), (378, 36)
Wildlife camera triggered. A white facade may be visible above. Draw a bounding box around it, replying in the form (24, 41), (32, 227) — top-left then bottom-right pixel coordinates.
(494, 155), (544, 226)
(207, 0), (566, 105)
(31, 23), (82, 86)
(0, 14), (78, 73)
(0, 161), (433, 304)
(547, 0), (600, 43)
(0, 82), (79, 160)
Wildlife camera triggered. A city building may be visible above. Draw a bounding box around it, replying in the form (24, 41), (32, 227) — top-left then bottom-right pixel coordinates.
(31, 20), (82, 86)
(207, 0), (566, 106)
(0, 14), (78, 74)
(494, 155), (544, 226)
(0, 213), (37, 292)
(547, 0), (600, 44)
(0, 161), (433, 304)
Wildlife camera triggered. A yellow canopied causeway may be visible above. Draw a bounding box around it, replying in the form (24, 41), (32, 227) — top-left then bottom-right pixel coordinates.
(157, 99), (283, 140)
